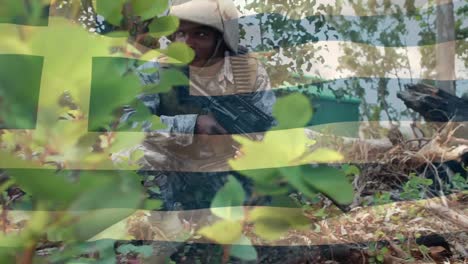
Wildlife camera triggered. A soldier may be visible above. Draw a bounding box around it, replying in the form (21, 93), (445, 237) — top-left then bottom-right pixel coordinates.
(117, 0), (277, 261)
(128, 0), (276, 212)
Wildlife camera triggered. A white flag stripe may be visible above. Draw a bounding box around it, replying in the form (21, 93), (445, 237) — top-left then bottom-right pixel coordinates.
(252, 40), (468, 81)
(236, 0), (463, 17)
(1, 195), (465, 246)
(1, 121), (467, 171)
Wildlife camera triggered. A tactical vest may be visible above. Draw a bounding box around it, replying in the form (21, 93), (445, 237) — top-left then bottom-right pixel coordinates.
(156, 47), (259, 116)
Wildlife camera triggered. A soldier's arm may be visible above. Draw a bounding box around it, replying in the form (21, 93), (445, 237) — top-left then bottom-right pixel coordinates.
(249, 62), (277, 128)
(120, 61), (199, 146)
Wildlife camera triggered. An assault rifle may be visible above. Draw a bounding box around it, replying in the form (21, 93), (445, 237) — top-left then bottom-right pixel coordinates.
(182, 83), (276, 140)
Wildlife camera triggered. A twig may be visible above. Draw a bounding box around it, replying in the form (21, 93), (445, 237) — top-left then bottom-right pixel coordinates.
(222, 245), (231, 264)
(452, 137), (468, 145)
(385, 235), (409, 259)
(425, 200), (468, 229)
(442, 123), (465, 145)
(404, 138), (432, 144)
(1, 204), (8, 234)
(19, 241), (37, 264)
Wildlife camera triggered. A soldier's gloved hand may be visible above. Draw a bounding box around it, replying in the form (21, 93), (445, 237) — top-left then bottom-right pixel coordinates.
(195, 114), (227, 135)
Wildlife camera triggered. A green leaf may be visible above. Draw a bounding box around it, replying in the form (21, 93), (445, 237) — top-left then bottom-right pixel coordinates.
(145, 68), (189, 93)
(313, 208), (328, 218)
(0, 1), (27, 23)
(161, 42), (195, 64)
(300, 165), (354, 205)
(211, 176), (246, 220)
(28, 205), (50, 234)
(69, 208), (138, 241)
(148, 15), (179, 38)
(269, 195), (300, 208)
(130, 0), (170, 21)
(123, 99), (153, 123)
(0, 0), (48, 26)
(149, 115), (166, 130)
(68, 171), (142, 211)
(229, 129), (341, 170)
(7, 169), (81, 205)
(108, 133), (146, 153)
(89, 57), (142, 131)
(143, 199), (163, 210)
(198, 220), (242, 244)
(49, 171), (143, 240)
(129, 149), (145, 163)
(230, 235), (258, 261)
(0, 179), (13, 194)
(67, 171), (144, 239)
(242, 168), (290, 196)
(95, 0), (127, 26)
(300, 148), (344, 163)
(0, 55), (43, 129)
(0, 151), (43, 170)
(248, 207), (309, 241)
(376, 254), (384, 262)
(253, 217), (289, 241)
(229, 130), (308, 169)
(280, 166), (317, 199)
(342, 164), (361, 176)
(103, 30), (130, 38)
(0, 131), (16, 151)
(396, 233), (405, 242)
(0, 252), (16, 264)
(273, 93), (312, 129)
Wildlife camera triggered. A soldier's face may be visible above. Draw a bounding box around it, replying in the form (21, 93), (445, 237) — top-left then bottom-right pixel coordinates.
(173, 20), (223, 67)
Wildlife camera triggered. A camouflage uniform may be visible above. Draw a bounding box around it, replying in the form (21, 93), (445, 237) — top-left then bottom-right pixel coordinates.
(117, 0), (277, 212)
(126, 51), (275, 210)
(117, 1), (277, 262)
(120, 48), (275, 264)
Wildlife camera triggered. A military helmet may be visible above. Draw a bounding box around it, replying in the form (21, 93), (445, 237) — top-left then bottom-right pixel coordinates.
(170, 0), (240, 53)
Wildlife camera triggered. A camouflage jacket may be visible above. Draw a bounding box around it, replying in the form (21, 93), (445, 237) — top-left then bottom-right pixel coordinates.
(114, 52), (276, 174)
(126, 52), (276, 146)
